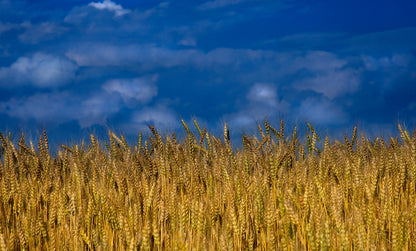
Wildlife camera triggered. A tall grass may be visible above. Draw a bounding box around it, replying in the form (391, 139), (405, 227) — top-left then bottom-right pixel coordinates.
(0, 120), (415, 250)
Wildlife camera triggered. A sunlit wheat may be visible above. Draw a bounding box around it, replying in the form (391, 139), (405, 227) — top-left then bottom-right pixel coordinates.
(0, 122), (415, 250)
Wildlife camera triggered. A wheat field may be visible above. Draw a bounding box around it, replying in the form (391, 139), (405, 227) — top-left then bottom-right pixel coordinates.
(0, 120), (415, 250)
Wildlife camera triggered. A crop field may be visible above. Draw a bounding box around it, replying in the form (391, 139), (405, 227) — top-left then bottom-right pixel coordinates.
(0, 120), (415, 250)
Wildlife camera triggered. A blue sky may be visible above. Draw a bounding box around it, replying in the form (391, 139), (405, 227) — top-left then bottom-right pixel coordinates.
(0, 0), (416, 143)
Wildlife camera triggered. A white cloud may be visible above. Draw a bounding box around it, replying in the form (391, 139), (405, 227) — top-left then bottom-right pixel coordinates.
(88, 0), (130, 16)
(247, 83), (278, 107)
(103, 76), (158, 106)
(0, 53), (78, 88)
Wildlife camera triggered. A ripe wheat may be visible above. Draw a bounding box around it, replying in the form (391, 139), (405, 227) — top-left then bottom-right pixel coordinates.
(0, 121), (415, 250)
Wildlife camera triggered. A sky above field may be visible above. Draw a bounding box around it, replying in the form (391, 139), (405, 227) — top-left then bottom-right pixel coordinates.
(0, 0), (416, 143)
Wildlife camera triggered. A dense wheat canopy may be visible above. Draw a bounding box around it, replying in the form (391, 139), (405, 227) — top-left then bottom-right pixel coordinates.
(0, 121), (415, 250)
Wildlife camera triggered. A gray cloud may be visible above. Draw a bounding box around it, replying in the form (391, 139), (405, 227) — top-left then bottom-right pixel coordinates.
(0, 53), (78, 88)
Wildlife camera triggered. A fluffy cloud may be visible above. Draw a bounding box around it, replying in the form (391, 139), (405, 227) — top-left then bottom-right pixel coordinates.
(0, 53), (78, 88)
(89, 0), (130, 17)
(247, 83), (279, 108)
(64, 0), (135, 25)
(103, 76), (158, 106)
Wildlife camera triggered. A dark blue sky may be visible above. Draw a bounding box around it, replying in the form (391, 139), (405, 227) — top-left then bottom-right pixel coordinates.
(0, 0), (416, 143)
